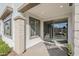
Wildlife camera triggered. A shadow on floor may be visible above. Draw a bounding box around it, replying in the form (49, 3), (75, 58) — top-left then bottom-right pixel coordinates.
(8, 41), (67, 56)
(57, 40), (68, 44)
(44, 42), (67, 56)
(8, 50), (18, 56)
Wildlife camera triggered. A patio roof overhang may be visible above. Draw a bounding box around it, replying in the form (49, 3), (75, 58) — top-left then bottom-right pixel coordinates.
(0, 6), (13, 20)
(25, 3), (72, 20)
(18, 3), (40, 13)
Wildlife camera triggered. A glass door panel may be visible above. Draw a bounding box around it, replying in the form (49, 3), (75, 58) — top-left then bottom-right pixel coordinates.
(53, 22), (68, 40)
(44, 19), (68, 41)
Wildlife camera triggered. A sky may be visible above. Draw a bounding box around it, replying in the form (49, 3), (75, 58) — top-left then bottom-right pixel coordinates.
(53, 22), (67, 28)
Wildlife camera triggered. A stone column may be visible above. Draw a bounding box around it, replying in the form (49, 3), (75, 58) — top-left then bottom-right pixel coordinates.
(14, 16), (25, 54)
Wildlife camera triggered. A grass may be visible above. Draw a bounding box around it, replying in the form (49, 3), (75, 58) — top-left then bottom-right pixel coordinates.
(0, 38), (11, 56)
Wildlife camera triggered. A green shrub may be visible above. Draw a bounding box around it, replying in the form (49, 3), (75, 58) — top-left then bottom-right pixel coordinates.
(0, 39), (5, 45)
(66, 43), (72, 56)
(0, 39), (11, 56)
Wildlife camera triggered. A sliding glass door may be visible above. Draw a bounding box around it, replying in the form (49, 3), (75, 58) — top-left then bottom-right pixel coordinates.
(44, 19), (68, 41)
(53, 22), (68, 40)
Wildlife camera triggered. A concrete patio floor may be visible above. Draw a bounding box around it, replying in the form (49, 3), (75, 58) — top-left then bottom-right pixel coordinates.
(8, 41), (67, 56)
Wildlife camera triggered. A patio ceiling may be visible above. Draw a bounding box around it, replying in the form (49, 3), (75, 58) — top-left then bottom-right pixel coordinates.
(27, 3), (72, 20)
(18, 3), (40, 13)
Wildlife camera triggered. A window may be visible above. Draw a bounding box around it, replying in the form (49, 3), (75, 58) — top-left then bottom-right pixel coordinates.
(4, 19), (12, 36)
(29, 17), (40, 38)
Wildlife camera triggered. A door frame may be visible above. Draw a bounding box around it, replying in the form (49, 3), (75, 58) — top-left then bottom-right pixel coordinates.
(43, 18), (68, 42)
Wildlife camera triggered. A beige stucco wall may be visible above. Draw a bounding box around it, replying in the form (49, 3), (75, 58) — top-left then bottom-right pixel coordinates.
(74, 3), (79, 55)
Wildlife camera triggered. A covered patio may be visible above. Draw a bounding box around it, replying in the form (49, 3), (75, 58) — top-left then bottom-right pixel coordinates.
(10, 3), (73, 55)
(9, 3), (73, 56)
(8, 42), (67, 56)
(0, 3), (75, 55)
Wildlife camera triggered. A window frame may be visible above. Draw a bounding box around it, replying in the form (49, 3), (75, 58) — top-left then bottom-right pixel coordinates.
(4, 15), (12, 38)
(29, 17), (40, 38)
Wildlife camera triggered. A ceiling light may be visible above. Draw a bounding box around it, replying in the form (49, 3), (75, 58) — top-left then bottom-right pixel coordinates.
(60, 5), (63, 8)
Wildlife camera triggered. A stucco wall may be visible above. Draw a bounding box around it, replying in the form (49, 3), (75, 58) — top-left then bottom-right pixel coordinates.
(74, 3), (79, 55)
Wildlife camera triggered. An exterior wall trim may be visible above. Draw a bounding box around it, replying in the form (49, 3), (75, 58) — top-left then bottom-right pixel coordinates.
(18, 3), (40, 13)
(14, 16), (26, 20)
(0, 6), (13, 20)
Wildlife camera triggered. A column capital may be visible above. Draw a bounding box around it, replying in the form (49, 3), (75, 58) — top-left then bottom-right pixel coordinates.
(14, 15), (26, 20)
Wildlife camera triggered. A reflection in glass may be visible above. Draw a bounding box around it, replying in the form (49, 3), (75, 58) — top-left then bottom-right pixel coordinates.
(44, 20), (68, 41)
(53, 22), (68, 39)
(29, 17), (40, 38)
